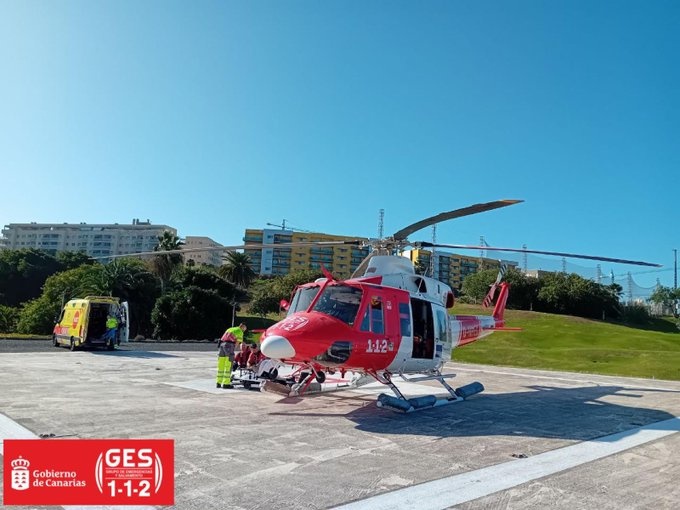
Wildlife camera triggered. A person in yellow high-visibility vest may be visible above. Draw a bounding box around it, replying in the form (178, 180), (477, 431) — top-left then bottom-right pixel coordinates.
(104, 313), (119, 350)
(216, 323), (247, 388)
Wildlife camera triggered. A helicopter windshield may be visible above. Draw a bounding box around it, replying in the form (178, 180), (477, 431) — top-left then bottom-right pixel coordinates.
(287, 285), (321, 316)
(312, 284), (363, 326)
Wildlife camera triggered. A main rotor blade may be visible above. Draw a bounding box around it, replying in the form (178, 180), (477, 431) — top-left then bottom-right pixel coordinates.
(92, 240), (364, 261)
(419, 243), (662, 268)
(392, 199), (523, 241)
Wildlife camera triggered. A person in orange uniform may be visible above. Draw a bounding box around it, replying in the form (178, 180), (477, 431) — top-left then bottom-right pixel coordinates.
(234, 343), (253, 370)
(247, 343), (264, 369)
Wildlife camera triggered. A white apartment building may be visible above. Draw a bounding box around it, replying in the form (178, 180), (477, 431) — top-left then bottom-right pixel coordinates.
(0, 219), (177, 259)
(183, 236), (224, 266)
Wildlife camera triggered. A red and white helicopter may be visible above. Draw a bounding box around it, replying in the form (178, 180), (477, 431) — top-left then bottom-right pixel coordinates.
(100, 199), (660, 411)
(253, 199), (660, 412)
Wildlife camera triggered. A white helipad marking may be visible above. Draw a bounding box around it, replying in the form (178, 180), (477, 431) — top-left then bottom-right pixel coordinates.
(66, 507), (155, 510)
(333, 417), (680, 510)
(448, 364), (680, 391)
(1, 413), (155, 510)
(0, 412), (37, 454)
(165, 379), (235, 394)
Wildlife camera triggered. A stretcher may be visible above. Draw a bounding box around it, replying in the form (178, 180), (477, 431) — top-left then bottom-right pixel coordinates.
(231, 358), (287, 390)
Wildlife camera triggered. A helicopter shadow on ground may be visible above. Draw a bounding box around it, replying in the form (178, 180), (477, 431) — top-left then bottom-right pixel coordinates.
(271, 384), (679, 442)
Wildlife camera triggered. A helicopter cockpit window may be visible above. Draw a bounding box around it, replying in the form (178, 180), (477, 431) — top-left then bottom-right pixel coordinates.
(360, 295), (384, 334)
(312, 285), (362, 326)
(287, 285), (321, 316)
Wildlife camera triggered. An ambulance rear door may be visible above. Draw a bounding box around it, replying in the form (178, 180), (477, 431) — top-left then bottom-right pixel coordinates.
(120, 301), (129, 343)
(78, 301), (92, 345)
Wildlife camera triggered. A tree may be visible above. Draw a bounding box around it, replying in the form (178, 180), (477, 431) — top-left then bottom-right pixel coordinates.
(273, 269), (324, 298)
(15, 259), (161, 337)
(219, 251), (256, 289)
(649, 285), (680, 306)
(248, 269), (324, 316)
(248, 279), (281, 316)
(0, 249), (63, 306)
(179, 265), (243, 301)
(81, 258), (161, 337)
(460, 267), (622, 319)
(150, 266), (246, 340)
(16, 265), (101, 334)
(648, 285), (680, 317)
(218, 251), (257, 324)
(151, 288), (230, 340)
(460, 269), (498, 303)
(150, 231), (184, 292)
(536, 272), (572, 314)
(536, 272), (621, 319)
(56, 251), (95, 270)
(503, 268), (540, 310)
(0, 305), (19, 333)
(459, 267), (539, 308)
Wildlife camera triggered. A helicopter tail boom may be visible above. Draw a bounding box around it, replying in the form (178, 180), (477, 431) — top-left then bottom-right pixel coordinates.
(492, 282), (510, 322)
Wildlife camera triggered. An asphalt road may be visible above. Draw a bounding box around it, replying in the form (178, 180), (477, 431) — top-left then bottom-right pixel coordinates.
(0, 338), (218, 353)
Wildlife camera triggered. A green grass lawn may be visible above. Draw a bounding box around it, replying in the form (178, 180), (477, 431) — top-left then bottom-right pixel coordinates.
(451, 304), (680, 381)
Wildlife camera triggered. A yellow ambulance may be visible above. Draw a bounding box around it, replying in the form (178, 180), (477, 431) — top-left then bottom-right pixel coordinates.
(52, 296), (129, 351)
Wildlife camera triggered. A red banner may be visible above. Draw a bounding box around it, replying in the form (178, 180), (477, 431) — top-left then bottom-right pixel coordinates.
(3, 439), (174, 506)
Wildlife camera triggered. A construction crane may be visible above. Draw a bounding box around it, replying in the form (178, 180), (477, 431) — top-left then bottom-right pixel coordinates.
(266, 220), (313, 233)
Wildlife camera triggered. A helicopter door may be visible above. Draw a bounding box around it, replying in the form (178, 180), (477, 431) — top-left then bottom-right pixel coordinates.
(434, 306), (450, 363)
(119, 301), (129, 344)
(410, 298), (434, 359)
(355, 289), (404, 370)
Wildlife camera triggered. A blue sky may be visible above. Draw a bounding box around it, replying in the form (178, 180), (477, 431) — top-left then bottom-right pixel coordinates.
(1, 1), (678, 290)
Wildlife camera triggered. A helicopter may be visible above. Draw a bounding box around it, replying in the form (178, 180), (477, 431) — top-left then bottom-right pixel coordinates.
(254, 199), (661, 412)
(96, 199), (661, 412)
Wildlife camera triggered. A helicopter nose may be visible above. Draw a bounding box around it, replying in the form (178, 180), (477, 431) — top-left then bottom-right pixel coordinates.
(261, 335), (296, 359)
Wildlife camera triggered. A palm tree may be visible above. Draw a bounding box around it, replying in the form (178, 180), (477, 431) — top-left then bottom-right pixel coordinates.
(80, 258), (161, 337)
(219, 251), (256, 289)
(218, 251), (256, 327)
(151, 231), (184, 292)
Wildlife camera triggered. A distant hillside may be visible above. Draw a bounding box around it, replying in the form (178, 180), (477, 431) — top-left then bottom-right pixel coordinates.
(451, 304), (680, 381)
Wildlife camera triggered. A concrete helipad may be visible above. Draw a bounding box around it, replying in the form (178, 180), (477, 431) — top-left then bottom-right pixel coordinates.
(1, 348), (679, 509)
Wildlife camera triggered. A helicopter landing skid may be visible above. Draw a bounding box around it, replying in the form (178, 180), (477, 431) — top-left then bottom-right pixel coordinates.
(261, 370), (375, 398)
(376, 371), (484, 413)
